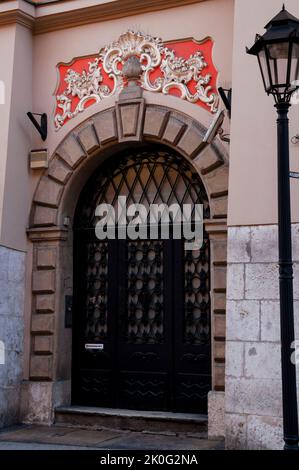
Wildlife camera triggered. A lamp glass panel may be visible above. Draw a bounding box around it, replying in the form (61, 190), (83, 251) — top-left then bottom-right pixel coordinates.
(266, 42), (290, 91)
(257, 48), (271, 91)
(290, 43), (299, 90)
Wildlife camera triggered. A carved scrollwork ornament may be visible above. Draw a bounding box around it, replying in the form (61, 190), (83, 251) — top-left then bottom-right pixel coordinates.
(55, 30), (218, 130)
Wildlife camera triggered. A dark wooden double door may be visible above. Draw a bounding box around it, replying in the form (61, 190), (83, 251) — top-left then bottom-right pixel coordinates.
(72, 234), (211, 414)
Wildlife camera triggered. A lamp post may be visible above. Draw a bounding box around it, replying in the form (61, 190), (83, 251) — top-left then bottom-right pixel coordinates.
(247, 5), (299, 451)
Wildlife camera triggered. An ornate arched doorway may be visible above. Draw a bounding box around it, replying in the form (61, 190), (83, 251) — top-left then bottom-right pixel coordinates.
(72, 144), (211, 413)
(26, 99), (228, 429)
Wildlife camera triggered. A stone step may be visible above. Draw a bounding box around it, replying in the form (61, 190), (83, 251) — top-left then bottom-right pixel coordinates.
(55, 406), (208, 435)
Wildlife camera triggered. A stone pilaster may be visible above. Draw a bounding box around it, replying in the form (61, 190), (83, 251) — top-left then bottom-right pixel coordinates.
(205, 220), (227, 438)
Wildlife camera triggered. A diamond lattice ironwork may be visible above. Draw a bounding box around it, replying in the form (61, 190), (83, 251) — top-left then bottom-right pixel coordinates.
(75, 147), (210, 229)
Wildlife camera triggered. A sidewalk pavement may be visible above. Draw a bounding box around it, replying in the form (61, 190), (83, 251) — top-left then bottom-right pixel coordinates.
(0, 425), (224, 450)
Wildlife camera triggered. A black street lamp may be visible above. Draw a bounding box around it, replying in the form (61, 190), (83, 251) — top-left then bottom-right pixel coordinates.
(247, 5), (299, 451)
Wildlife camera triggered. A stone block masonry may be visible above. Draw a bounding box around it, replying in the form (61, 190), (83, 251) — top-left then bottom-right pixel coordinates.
(226, 224), (299, 450)
(0, 246), (26, 428)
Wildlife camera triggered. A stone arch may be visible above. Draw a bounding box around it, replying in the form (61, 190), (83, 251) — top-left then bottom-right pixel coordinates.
(25, 94), (228, 426)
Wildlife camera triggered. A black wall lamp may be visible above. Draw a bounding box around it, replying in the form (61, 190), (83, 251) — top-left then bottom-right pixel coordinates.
(218, 87), (232, 118)
(27, 112), (47, 141)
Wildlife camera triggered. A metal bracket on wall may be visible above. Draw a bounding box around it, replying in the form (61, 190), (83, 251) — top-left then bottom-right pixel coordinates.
(290, 172), (299, 179)
(218, 87), (232, 119)
(27, 112), (47, 141)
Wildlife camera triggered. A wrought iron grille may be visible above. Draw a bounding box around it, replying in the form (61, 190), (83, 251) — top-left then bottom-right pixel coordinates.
(127, 240), (164, 344)
(75, 147), (210, 229)
(184, 238), (210, 344)
(84, 241), (108, 342)
(75, 146), (211, 348)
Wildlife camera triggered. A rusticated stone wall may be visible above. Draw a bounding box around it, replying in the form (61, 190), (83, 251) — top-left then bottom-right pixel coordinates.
(225, 224), (299, 449)
(0, 246), (25, 427)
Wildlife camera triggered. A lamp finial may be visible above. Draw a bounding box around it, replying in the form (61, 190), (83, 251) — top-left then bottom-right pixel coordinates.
(282, 3), (285, 11)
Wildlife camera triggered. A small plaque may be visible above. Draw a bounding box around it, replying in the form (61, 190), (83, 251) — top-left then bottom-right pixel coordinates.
(85, 343), (104, 350)
(30, 149), (48, 169)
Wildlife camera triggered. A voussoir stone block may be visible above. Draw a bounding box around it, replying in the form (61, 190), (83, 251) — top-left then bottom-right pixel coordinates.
(120, 104), (137, 135)
(36, 294), (55, 313)
(193, 146), (222, 174)
(48, 155), (72, 184)
(33, 205), (57, 227)
(56, 133), (86, 169)
(32, 270), (55, 294)
(31, 314), (54, 334)
(30, 355), (53, 380)
(143, 106), (169, 138)
(210, 196), (228, 218)
(77, 123), (100, 154)
(93, 109), (117, 144)
(162, 115), (186, 144)
(205, 165), (229, 197)
(34, 177), (63, 208)
(36, 248), (56, 270)
(116, 99), (145, 142)
(178, 125), (203, 157)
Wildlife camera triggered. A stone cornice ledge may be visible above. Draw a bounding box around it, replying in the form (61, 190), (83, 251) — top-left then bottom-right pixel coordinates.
(0, 0), (207, 34)
(205, 219), (227, 236)
(0, 8), (35, 29)
(27, 226), (69, 242)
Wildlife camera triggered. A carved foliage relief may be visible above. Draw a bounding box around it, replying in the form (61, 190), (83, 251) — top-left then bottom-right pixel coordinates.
(54, 31), (219, 130)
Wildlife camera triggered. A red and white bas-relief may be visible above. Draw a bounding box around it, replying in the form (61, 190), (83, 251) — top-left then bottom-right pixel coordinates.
(54, 30), (219, 130)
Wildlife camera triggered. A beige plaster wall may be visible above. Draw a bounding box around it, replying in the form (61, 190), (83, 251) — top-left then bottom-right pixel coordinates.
(229, 0), (299, 227)
(0, 0), (234, 251)
(0, 23), (33, 251)
(0, 24), (17, 245)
